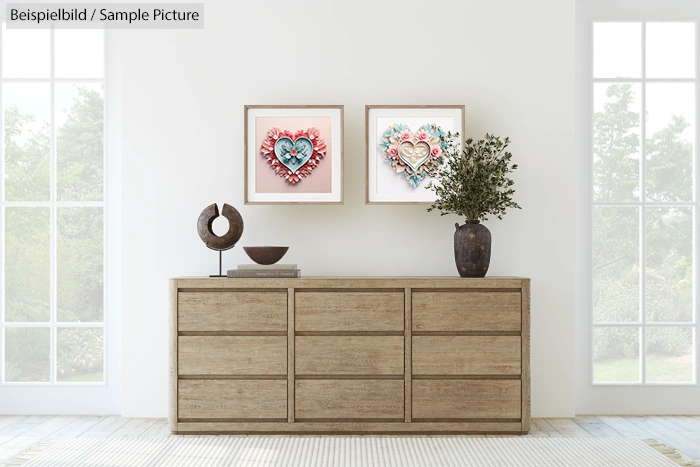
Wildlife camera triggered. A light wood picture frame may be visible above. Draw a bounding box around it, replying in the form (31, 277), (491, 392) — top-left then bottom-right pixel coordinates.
(244, 105), (344, 204)
(365, 105), (465, 204)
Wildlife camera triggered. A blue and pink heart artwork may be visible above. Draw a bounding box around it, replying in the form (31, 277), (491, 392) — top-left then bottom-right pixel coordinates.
(260, 127), (327, 184)
(379, 123), (448, 187)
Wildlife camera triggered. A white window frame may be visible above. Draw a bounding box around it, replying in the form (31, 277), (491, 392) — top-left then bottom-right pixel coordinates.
(0, 24), (121, 414)
(576, 0), (700, 415)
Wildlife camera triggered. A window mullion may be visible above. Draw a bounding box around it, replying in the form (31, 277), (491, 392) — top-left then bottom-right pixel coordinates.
(0, 19), (5, 384)
(49, 27), (56, 386)
(696, 19), (700, 385)
(640, 21), (647, 385)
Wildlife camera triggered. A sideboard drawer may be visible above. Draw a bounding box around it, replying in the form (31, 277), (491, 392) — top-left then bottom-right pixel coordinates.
(178, 336), (286, 376)
(295, 292), (404, 332)
(178, 291), (287, 332)
(178, 380), (287, 420)
(412, 380), (521, 420)
(295, 336), (404, 375)
(295, 380), (403, 420)
(413, 336), (521, 375)
(412, 291), (521, 332)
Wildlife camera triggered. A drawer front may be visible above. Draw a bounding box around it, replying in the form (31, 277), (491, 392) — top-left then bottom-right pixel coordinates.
(296, 292), (404, 332)
(295, 380), (404, 419)
(178, 336), (286, 375)
(413, 336), (521, 375)
(178, 380), (287, 419)
(412, 380), (521, 419)
(295, 336), (404, 375)
(178, 291), (287, 332)
(412, 291), (521, 332)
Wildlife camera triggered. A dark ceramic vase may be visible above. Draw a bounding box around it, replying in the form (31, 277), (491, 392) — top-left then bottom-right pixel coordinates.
(454, 221), (491, 278)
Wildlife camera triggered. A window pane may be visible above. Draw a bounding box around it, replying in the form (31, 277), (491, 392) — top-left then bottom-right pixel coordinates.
(646, 327), (694, 383)
(57, 207), (104, 322)
(646, 23), (695, 79)
(57, 327), (103, 382)
(593, 327), (640, 383)
(593, 207), (640, 322)
(1, 25), (50, 78)
(56, 84), (104, 202)
(55, 30), (104, 78)
(594, 23), (642, 79)
(4, 327), (50, 382)
(594, 83), (641, 202)
(4, 207), (50, 322)
(646, 83), (695, 202)
(3, 83), (51, 201)
(646, 207), (693, 323)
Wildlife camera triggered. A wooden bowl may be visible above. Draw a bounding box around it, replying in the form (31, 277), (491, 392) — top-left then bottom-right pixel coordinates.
(243, 246), (289, 265)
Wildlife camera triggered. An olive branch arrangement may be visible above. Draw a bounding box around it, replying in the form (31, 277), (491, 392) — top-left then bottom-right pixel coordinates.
(426, 133), (521, 222)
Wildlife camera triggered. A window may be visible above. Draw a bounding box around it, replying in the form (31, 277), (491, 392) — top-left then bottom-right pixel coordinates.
(591, 21), (697, 385)
(1, 26), (106, 385)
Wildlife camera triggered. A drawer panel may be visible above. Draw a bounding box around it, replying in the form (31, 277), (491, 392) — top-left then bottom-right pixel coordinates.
(295, 380), (404, 419)
(295, 336), (404, 375)
(296, 292), (404, 332)
(413, 336), (521, 375)
(412, 380), (521, 419)
(178, 380), (287, 419)
(178, 291), (287, 332)
(412, 291), (521, 332)
(178, 336), (286, 375)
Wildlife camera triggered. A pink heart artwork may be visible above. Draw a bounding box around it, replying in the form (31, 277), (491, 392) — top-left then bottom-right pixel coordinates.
(260, 127), (327, 184)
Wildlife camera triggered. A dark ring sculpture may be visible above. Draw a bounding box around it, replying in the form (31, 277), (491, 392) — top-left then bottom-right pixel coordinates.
(197, 203), (244, 251)
(197, 203), (244, 277)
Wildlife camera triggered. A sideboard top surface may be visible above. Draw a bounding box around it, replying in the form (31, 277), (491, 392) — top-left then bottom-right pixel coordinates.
(172, 277), (529, 289)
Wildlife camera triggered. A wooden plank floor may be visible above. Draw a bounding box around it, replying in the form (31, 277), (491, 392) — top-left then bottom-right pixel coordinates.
(0, 416), (698, 464)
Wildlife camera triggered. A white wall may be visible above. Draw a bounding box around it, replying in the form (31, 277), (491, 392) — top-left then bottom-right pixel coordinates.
(120, 0), (575, 417)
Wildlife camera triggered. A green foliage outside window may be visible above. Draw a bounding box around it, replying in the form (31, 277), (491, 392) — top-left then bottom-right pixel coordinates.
(4, 86), (104, 382)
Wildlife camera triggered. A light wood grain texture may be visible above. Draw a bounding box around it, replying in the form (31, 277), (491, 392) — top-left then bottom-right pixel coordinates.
(572, 417), (624, 438)
(109, 418), (158, 438)
(530, 419), (564, 438)
(625, 416), (700, 458)
(412, 380), (521, 419)
(178, 380), (287, 420)
(51, 416), (106, 438)
(547, 418), (595, 438)
(405, 287), (412, 423)
(140, 419), (173, 438)
(0, 416), (76, 462)
(413, 336), (521, 375)
(0, 416), (26, 433)
(295, 292), (404, 331)
(295, 380), (404, 419)
(178, 336), (286, 375)
(287, 288), (295, 423)
(175, 277), (525, 290)
(178, 291), (287, 331)
(79, 416), (131, 438)
(170, 276), (531, 435)
(295, 336), (404, 375)
(175, 421), (522, 434)
(169, 280), (178, 432)
(3, 416), (700, 463)
(412, 291), (521, 332)
(521, 278), (531, 432)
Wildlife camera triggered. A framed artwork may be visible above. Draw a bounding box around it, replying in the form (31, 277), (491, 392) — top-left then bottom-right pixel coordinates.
(244, 105), (344, 204)
(365, 105), (465, 204)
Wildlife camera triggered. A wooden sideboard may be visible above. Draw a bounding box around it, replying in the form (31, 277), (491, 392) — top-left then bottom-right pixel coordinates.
(170, 277), (530, 434)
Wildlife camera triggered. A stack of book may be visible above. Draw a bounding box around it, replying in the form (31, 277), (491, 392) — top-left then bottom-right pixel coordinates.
(227, 264), (301, 278)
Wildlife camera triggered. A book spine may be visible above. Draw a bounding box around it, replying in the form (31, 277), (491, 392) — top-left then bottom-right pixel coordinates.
(237, 264), (298, 270)
(227, 270), (301, 278)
